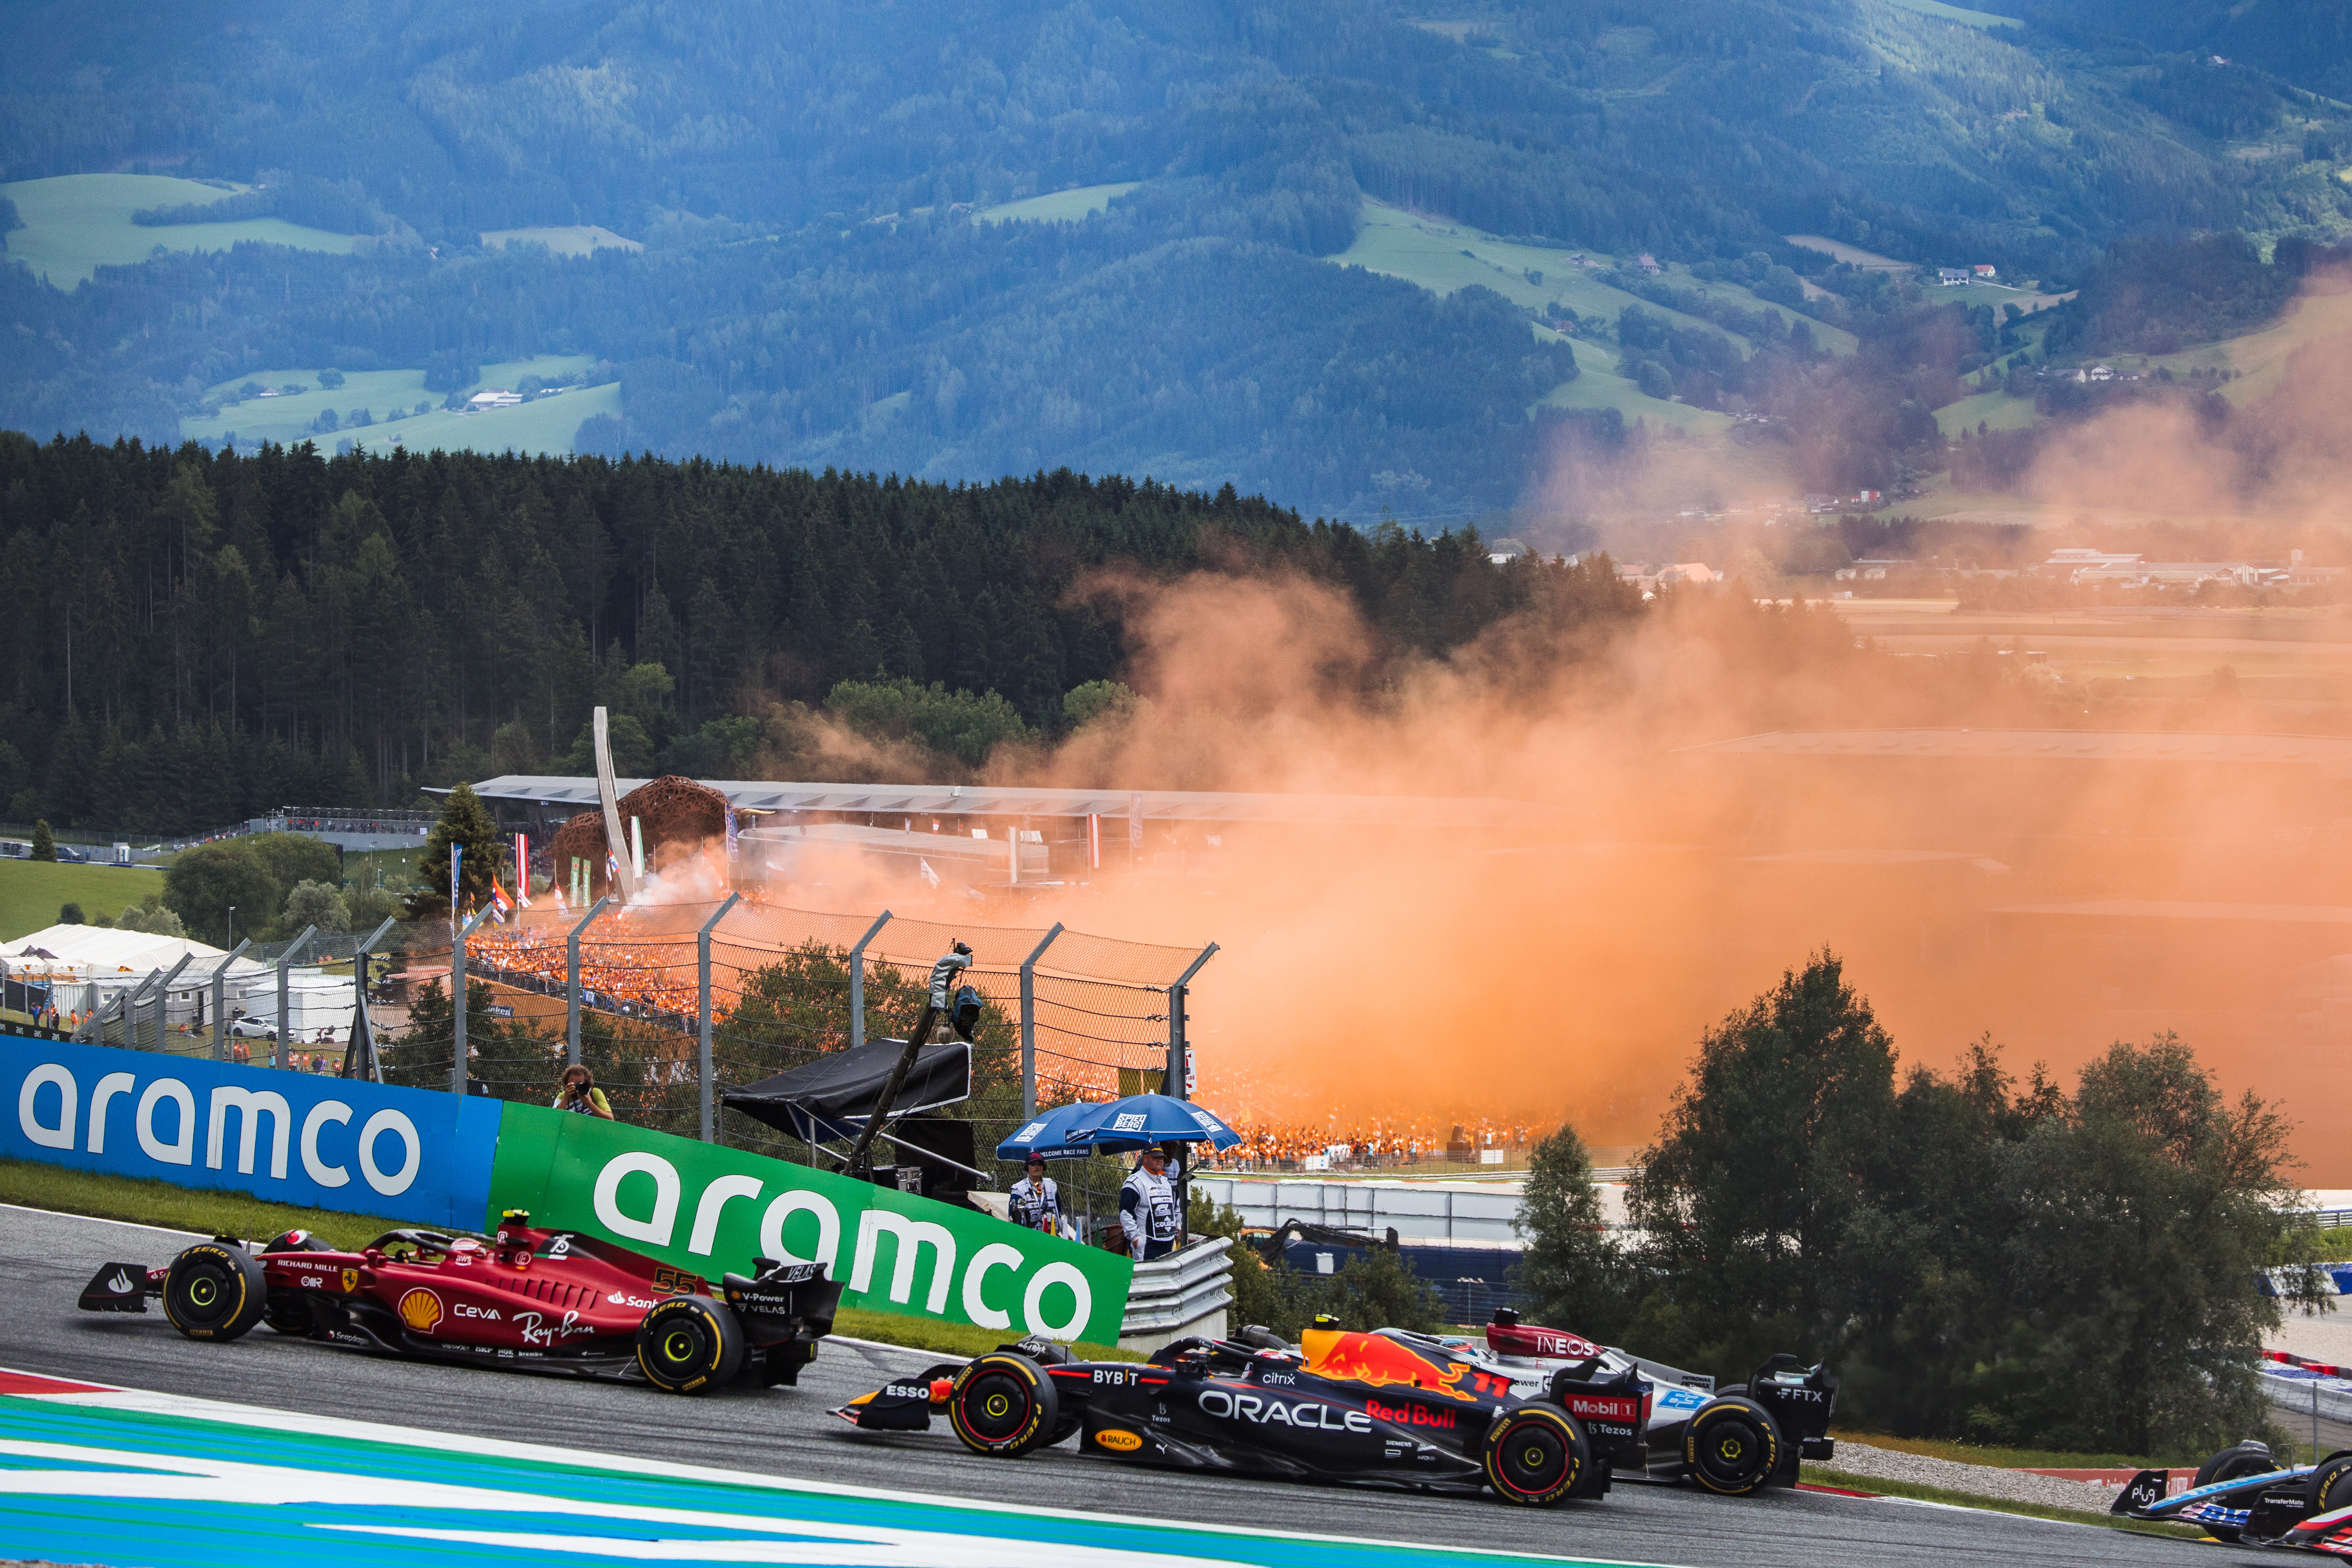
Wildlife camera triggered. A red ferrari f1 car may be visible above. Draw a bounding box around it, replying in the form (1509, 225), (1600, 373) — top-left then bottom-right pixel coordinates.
(78, 1209), (842, 1393)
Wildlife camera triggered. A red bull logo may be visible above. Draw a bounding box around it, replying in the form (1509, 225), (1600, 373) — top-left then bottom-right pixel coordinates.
(1303, 1330), (1478, 1401)
(1364, 1396), (1457, 1430)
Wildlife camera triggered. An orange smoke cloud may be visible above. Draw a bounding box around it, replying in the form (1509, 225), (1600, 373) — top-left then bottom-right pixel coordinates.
(975, 557), (2352, 1183)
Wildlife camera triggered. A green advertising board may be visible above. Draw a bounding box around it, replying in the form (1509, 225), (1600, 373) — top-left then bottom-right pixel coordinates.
(488, 1104), (1133, 1346)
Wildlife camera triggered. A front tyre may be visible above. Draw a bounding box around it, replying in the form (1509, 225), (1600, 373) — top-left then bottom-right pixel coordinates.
(2190, 1444), (2275, 1542)
(1683, 1395), (1782, 1496)
(1482, 1405), (1587, 1507)
(162, 1242), (267, 1342)
(947, 1352), (1059, 1457)
(636, 1297), (745, 1394)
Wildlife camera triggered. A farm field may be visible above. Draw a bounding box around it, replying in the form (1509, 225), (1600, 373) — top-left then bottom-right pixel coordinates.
(482, 225), (642, 256)
(0, 173), (356, 286)
(1341, 199), (1858, 356)
(1533, 338), (1730, 435)
(0, 861), (166, 942)
(2144, 284), (2352, 405)
(1935, 387), (2041, 436)
(345, 380), (620, 459)
(1878, 0), (2020, 29)
(184, 355), (605, 455)
(974, 183), (1138, 223)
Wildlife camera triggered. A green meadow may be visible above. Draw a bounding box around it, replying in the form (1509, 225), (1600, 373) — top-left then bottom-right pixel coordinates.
(974, 182), (1139, 223)
(0, 861), (166, 942)
(183, 354), (614, 458)
(481, 225), (643, 257)
(1, 173), (357, 286)
(1879, 0), (2022, 30)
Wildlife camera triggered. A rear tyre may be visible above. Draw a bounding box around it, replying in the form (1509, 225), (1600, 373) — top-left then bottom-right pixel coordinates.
(162, 1243), (267, 1342)
(262, 1289), (316, 1335)
(635, 1297), (745, 1394)
(947, 1352), (1059, 1458)
(1682, 1395), (1782, 1496)
(1482, 1404), (1587, 1507)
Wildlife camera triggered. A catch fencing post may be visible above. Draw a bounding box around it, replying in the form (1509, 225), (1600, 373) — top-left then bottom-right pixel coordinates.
(350, 917), (397, 1082)
(1018, 923), (1065, 1120)
(276, 925), (318, 1068)
(847, 910), (892, 1051)
(147, 953), (194, 1052)
(1167, 942), (1218, 1238)
(697, 892), (742, 1144)
(566, 895), (612, 1068)
(210, 938), (252, 1060)
(450, 906), (492, 1095)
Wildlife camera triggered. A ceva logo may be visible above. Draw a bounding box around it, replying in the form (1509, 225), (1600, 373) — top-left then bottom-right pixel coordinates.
(16, 1060), (422, 1196)
(585, 1149), (1097, 1339)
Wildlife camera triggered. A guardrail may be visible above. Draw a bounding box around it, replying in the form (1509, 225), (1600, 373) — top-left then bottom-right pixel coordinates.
(1119, 1235), (1234, 1351)
(1193, 1174), (1524, 1243)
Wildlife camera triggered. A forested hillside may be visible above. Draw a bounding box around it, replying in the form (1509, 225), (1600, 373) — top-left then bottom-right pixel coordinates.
(0, 434), (1634, 831)
(3, 0), (2348, 517)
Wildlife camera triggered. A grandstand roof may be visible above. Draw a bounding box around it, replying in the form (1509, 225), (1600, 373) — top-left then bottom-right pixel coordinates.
(1681, 729), (2352, 771)
(452, 775), (1528, 828)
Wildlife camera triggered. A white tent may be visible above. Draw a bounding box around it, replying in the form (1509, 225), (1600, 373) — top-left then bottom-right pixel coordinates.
(8, 924), (272, 1028)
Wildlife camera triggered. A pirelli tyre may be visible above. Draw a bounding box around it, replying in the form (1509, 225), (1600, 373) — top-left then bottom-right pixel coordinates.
(2183, 1443), (2277, 1541)
(1481, 1404), (1588, 1507)
(2306, 1451), (2352, 1516)
(162, 1242), (267, 1342)
(947, 1352), (1060, 1458)
(635, 1296), (746, 1394)
(1682, 1395), (1782, 1496)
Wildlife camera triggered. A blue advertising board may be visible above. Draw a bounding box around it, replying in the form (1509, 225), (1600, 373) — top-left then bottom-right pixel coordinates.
(1, 1036), (499, 1229)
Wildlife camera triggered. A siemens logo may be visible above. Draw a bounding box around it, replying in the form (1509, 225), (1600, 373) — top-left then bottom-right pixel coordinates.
(2, 1039), (499, 1227)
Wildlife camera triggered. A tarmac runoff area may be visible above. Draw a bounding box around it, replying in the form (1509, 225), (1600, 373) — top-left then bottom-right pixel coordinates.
(0, 1203), (2216, 1568)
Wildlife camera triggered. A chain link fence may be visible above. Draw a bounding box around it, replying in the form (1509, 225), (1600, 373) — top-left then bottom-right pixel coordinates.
(354, 897), (1211, 1245)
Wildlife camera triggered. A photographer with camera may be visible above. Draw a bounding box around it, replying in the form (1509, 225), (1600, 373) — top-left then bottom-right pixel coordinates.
(554, 1063), (614, 1119)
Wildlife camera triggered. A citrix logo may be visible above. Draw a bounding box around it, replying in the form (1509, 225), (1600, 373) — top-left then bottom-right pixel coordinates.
(1197, 1387), (1373, 1433)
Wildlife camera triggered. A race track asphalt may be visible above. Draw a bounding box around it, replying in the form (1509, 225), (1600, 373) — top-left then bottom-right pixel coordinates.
(0, 1203), (2211, 1568)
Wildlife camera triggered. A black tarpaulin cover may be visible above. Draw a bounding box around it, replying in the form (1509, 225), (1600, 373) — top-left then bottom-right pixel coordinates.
(720, 1038), (971, 1139)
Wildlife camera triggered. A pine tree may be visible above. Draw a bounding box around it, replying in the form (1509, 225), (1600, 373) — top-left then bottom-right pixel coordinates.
(408, 782), (502, 922)
(30, 819), (55, 862)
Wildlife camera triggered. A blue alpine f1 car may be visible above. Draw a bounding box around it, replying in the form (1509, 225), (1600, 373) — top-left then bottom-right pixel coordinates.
(2112, 1440), (2352, 1548)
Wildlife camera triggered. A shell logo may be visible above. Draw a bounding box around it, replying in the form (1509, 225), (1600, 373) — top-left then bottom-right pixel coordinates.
(396, 1288), (443, 1334)
(1093, 1428), (1143, 1452)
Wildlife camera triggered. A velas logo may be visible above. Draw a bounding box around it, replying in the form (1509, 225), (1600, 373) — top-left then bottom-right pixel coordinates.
(396, 1288), (443, 1334)
(1094, 1428), (1144, 1451)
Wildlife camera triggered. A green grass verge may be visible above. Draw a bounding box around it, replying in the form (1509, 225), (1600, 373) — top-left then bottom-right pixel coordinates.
(0, 1155), (392, 1248)
(1, 1157), (1142, 1362)
(2, 173), (356, 287)
(0, 860), (168, 940)
(831, 1305), (1141, 1362)
(1802, 1464), (2203, 1538)
(1832, 1427), (2194, 1472)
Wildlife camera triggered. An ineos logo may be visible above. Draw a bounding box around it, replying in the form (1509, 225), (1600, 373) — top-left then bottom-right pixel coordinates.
(1197, 1387), (1373, 1433)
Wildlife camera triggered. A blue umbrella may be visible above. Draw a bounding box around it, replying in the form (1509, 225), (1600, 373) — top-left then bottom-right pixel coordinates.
(994, 1101), (1098, 1162)
(1065, 1093), (1241, 1153)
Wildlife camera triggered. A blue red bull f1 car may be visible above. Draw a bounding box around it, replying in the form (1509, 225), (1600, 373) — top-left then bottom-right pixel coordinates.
(833, 1308), (1835, 1506)
(2112, 1440), (2352, 1549)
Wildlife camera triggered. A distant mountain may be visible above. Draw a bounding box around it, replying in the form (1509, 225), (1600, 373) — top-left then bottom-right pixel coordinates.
(2, 0), (2348, 517)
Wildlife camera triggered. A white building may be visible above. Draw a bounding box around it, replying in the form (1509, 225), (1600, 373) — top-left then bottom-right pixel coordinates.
(5, 924), (356, 1037)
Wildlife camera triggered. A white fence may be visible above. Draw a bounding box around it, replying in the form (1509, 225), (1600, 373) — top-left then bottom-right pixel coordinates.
(1119, 1235), (1235, 1351)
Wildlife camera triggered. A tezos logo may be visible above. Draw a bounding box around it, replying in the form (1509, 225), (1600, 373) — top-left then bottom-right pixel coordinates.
(396, 1288), (443, 1334)
(1095, 1428), (1144, 1451)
